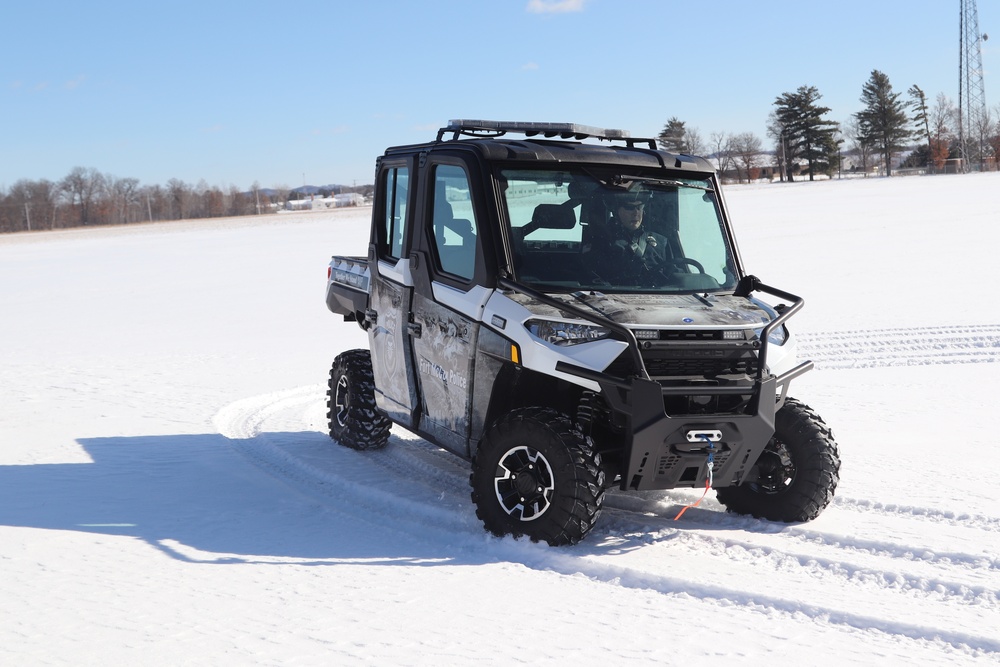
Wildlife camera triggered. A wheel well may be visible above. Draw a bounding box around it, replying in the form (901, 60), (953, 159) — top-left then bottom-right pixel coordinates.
(483, 365), (583, 434)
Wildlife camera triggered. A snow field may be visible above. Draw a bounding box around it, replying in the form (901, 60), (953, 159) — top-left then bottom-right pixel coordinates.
(1, 175), (999, 665)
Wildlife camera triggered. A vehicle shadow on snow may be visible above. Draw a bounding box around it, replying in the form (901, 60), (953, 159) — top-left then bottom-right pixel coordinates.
(0, 432), (478, 565)
(0, 431), (767, 566)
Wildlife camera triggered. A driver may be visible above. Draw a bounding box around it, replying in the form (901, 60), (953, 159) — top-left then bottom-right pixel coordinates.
(587, 191), (670, 282)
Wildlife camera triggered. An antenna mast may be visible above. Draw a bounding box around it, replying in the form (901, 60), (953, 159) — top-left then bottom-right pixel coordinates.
(958, 0), (988, 172)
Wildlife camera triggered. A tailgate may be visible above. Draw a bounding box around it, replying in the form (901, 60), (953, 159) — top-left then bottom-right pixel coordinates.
(326, 256), (369, 318)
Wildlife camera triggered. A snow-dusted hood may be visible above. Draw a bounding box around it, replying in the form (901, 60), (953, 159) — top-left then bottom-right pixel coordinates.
(508, 291), (772, 328)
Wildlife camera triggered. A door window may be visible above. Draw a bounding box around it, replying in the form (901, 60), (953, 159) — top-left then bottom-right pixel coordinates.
(377, 167), (408, 260)
(431, 165), (478, 280)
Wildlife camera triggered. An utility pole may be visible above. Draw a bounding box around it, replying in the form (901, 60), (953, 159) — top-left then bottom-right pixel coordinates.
(959, 0), (989, 172)
(780, 133), (788, 183)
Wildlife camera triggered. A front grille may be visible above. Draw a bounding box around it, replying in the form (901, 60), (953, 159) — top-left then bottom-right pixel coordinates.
(604, 329), (760, 381)
(599, 329), (762, 417)
(657, 330), (721, 341)
(639, 332), (759, 379)
(643, 353), (758, 378)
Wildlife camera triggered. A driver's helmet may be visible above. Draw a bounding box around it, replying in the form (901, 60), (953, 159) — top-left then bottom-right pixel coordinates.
(607, 189), (650, 212)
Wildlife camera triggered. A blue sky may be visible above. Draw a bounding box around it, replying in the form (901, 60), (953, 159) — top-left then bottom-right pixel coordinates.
(2, 0), (995, 190)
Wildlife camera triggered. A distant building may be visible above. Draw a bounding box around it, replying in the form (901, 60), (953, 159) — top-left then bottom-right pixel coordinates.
(333, 193), (365, 207)
(283, 192), (367, 211)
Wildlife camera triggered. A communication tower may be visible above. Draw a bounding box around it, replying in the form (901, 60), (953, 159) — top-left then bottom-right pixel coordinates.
(958, 0), (989, 171)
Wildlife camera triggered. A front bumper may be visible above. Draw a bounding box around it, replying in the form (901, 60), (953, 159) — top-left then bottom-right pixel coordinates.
(498, 275), (814, 491)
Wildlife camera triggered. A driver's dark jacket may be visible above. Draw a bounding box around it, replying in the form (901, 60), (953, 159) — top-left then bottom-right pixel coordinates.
(585, 221), (670, 282)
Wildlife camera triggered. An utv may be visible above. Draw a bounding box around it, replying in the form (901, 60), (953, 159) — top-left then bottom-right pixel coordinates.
(324, 120), (840, 545)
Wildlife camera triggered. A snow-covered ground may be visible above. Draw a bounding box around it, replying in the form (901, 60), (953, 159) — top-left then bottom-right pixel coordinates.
(1, 173), (999, 665)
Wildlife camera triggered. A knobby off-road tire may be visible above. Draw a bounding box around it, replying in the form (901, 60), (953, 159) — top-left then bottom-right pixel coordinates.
(716, 397), (840, 522)
(327, 350), (391, 451)
(470, 407), (606, 546)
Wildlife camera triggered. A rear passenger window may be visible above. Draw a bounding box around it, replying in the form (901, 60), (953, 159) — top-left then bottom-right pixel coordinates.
(431, 165), (478, 280)
(377, 167), (408, 260)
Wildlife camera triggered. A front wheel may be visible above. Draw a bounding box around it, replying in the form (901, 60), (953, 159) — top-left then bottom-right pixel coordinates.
(327, 350), (391, 450)
(716, 398), (840, 522)
(470, 408), (605, 546)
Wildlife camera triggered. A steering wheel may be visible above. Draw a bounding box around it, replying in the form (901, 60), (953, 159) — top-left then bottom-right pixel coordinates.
(663, 256), (705, 273)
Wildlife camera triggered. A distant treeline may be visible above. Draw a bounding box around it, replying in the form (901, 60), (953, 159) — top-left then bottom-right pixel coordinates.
(0, 166), (374, 234)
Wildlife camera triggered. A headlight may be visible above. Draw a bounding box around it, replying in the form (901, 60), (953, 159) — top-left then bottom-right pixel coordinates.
(750, 298), (787, 346)
(525, 319), (612, 346)
(755, 324), (788, 346)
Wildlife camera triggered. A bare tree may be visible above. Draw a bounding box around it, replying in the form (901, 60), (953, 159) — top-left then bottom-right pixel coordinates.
(686, 127), (705, 156)
(271, 184), (291, 210)
(199, 181), (225, 218)
(133, 185), (154, 222)
(4, 181), (33, 232)
(842, 117), (873, 175)
(60, 167), (106, 225)
(992, 103), (1000, 167)
(0, 185), (13, 233)
(930, 93), (956, 170)
(971, 106), (996, 170)
(5, 178), (60, 231)
(766, 111), (790, 182)
(227, 185), (254, 216)
(731, 132), (763, 183)
(709, 131), (735, 179)
(2, 166), (372, 234)
(106, 176), (140, 225)
(167, 179), (192, 220)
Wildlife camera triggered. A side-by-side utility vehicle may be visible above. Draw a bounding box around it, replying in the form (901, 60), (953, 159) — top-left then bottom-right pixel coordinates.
(324, 120), (840, 545)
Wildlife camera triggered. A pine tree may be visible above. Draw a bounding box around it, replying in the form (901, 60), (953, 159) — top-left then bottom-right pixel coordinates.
(855, 70), (912, 177)
(908, 84), (932, 170)
(657, 117), (689, 153)
(773, 86), (840, 181)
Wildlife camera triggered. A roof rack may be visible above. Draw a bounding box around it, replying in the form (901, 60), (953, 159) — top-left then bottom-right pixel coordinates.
(437, 119), (657, 149)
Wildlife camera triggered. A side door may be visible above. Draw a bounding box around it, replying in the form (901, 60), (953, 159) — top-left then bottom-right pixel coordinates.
(367, 159), (419, 428)
(408, 159), (493, 458)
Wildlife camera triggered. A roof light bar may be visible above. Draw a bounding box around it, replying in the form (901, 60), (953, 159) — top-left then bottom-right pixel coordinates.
(440, 119), (632, 142)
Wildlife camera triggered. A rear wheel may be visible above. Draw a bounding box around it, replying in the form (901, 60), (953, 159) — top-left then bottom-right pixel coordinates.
(470, 408), (605, 546)
(327, 350), (391, 450)
(716, 398), (840, 522)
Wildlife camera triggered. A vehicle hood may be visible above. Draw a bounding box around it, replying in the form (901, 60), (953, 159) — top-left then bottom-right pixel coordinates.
(508, 291), (772, 328)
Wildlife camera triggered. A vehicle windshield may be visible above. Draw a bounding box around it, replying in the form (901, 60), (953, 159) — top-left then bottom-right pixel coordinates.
(499, 167), (738, 293)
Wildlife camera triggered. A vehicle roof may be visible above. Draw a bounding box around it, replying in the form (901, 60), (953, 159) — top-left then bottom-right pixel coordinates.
(382, 120), (717, 176)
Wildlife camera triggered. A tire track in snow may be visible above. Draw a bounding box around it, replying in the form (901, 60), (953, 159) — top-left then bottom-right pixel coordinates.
(295, 405), (1000, 586)
(675, 532), (999, 609)
(591, 501), (1000, 612)
(214, 386), (1000, 578)
(834, 495), (1000, 533)
(603, 489), (1000, 562)
(213, 386), (477, 540)
(276, 405), (1000, 599)
(797, 324), (1000, 369)
(213, 387), (1000, 656)
(602, 493), (1000, 574)
(511, 544), (1000, 657)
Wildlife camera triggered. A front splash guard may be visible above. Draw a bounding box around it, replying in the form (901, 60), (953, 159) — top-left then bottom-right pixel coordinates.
(555, 361), (813, 492)
(609, 375), (777, 491)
